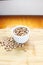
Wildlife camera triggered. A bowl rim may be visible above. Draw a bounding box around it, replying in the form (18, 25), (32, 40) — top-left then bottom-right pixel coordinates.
(11, 25), (30, 37)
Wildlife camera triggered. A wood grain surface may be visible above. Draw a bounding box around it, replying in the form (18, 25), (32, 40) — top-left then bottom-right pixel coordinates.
(0, 16), (43, 28)
(0, 28), (43, 65)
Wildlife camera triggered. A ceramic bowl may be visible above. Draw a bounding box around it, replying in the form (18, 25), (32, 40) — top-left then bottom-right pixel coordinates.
(11, 25), (30, 44)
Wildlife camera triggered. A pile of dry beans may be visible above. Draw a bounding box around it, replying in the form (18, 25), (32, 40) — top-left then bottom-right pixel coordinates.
(0, 37), (24, 51)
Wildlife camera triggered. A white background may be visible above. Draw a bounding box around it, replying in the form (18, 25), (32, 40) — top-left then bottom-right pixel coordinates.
(0, 0), (43, 15)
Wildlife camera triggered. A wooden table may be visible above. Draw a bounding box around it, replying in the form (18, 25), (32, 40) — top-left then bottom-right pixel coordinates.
(0, 28), (43, 65)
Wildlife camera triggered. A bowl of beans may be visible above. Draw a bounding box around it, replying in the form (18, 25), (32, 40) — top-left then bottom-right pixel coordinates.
(11, 25), (30, 44)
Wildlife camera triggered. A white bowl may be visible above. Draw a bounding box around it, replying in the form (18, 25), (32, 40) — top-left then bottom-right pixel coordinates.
(11, 25), (30, 44)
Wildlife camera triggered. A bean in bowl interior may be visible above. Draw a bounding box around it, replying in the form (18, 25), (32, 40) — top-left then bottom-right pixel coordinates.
(13, 27), (29, 36)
